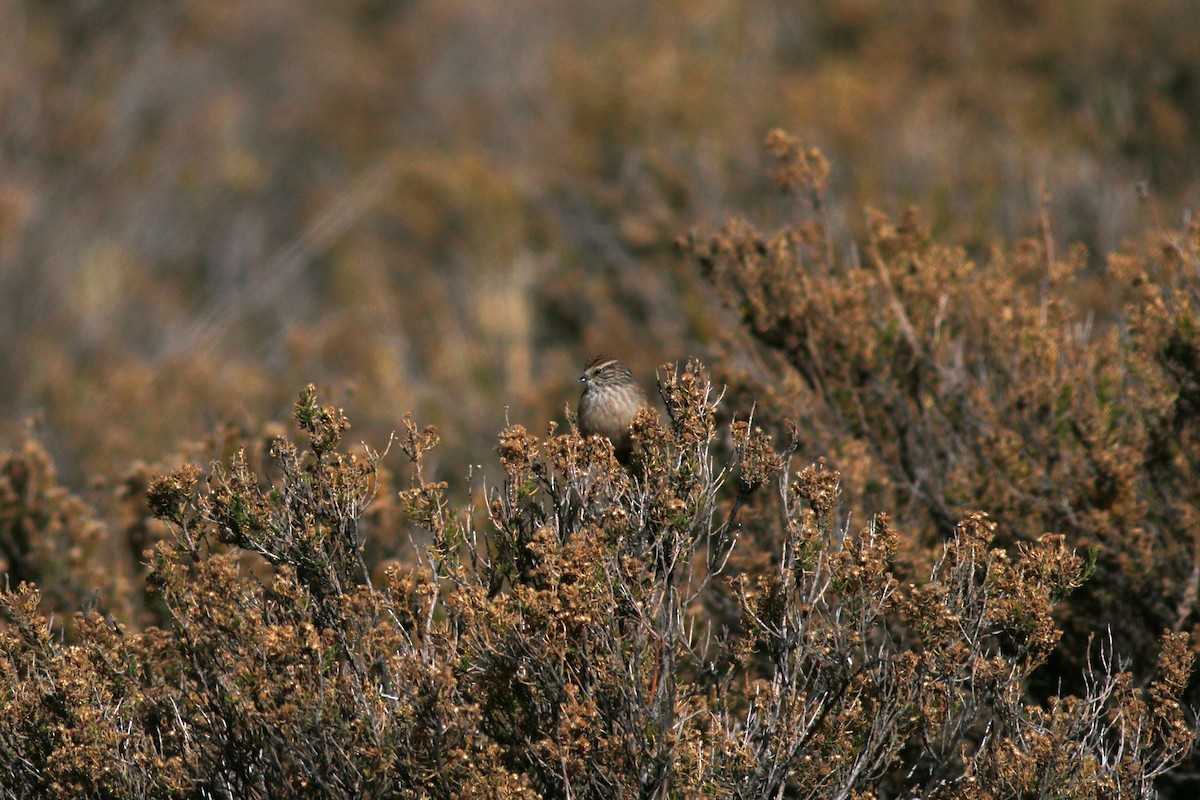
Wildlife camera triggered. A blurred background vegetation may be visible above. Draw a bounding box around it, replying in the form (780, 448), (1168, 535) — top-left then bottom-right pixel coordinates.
(5, 0), (1200, 493)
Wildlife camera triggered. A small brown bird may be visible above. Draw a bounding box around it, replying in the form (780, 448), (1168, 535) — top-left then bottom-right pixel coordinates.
(577, 355), (651, 463)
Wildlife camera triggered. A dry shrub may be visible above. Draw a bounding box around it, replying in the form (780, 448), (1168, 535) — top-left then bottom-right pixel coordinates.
(1, 379), (1192, 798)
(683, 130), (1200, 702)
(0, 439), (135, 630)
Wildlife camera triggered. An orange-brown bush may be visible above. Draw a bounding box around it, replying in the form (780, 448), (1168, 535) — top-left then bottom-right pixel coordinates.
(1, 381), (1192, 798)
(0, 439), (139, 632)
(683, 131), (1200, 709)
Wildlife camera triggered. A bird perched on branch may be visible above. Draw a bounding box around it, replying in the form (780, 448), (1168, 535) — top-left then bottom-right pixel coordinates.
(577, 355), (651, 464)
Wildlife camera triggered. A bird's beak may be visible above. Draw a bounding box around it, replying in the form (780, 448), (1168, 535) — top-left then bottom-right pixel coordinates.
(579, 374), (588, 383)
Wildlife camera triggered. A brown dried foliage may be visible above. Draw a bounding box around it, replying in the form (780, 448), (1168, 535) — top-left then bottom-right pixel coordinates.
(683, 132), (1200, 707)
(1, 376), (1193, 797)
(0, 439), (138, 632)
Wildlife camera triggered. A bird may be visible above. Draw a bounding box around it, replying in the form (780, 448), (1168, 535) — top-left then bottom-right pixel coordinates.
(577, 355), (652, 463)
